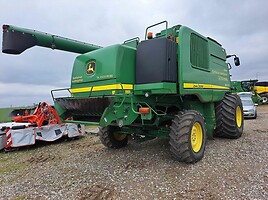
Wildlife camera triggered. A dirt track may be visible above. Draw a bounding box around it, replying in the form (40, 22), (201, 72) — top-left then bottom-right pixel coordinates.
(0, 105), (267, 199)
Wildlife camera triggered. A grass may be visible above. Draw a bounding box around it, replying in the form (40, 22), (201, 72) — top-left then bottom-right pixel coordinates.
(0, 161), (27, 175)
(14, 195), (27, 200)
(0, 150), (34, 176)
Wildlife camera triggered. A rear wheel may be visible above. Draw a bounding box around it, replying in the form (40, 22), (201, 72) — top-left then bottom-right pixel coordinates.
(169, 111), (207, 163)
(214, 93), (244, 138)
(99, 126), (128, 149)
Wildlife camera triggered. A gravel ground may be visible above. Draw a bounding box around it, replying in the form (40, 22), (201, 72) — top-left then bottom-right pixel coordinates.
(0, 105), (267, 199)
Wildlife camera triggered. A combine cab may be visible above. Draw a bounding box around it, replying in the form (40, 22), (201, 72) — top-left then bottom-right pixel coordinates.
(2, 21), (243, 163)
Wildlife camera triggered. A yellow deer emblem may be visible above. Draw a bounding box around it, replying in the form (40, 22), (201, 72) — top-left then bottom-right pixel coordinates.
(86, 62), (96, 75)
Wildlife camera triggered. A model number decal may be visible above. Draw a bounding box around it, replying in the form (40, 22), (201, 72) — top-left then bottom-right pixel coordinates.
(96, 74), (114, 79)
(193, 84), (204, 88)
(184, 83), (229, 90)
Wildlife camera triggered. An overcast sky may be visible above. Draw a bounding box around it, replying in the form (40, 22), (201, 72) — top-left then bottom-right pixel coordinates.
(0, 0), (267, 107)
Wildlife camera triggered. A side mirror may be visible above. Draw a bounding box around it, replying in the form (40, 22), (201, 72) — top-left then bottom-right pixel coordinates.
(234, 56), (240, 66)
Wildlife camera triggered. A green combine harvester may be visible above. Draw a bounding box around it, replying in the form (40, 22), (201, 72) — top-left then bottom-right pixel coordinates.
(231, 80), (262, 104)
(2, 21), (243, 163)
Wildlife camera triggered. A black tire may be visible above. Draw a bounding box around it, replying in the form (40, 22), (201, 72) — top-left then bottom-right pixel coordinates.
(11, 125), (26, 130)
(169, 111), (207, 163)
(99, 126), (128, 149)
(253, 110), (257, 119)
(214, 93), (244, 139)
(260, 93), (268, 103)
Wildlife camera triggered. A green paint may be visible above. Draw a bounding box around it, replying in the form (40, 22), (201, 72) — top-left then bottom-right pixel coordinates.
(134, 82), (177, 95)
(56, 21), (236, 139)
(2, 22), (241, 142)
(71, 44), (135, 98)
(4, 25), (100, 54)
(178, 26), (230, 102)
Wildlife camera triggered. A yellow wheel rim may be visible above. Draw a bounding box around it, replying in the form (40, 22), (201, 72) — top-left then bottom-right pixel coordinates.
(236, 106), (242, 128)
(191, 122), (203, 153)
(113, 133), (127, 141)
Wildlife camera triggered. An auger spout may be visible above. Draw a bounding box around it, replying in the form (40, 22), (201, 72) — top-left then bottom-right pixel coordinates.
(2, 24), (101, 55)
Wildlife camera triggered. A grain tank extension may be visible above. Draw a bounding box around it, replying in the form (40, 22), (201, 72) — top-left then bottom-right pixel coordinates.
(2, 21), (243, 163)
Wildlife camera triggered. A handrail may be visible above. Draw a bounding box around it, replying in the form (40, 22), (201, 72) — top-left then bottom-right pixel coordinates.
(51, 88), (71, 100)
(123, 37), (140, 44)
(145, 20), (168, 40)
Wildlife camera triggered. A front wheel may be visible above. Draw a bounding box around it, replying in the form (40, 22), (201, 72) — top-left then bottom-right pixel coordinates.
(214, 93), (244, 138)
(260, 94), (268, 103)
(169, 111), (207, 164)
(99, 126), (128, 149)
(253, 110), (257, 119)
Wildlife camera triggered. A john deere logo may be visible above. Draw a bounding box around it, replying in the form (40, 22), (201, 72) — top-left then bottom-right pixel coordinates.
(86, 61), (96, 75)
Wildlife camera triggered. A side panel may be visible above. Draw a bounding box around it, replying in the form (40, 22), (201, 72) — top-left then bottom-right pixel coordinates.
(54, 44), (136, 121)
(178, 26), (230, 102)
(135, 38), (177, 84)
(70, 44), (136, 97)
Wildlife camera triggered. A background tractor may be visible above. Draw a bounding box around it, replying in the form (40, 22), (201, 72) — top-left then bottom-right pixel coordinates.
(231, 80), (268, 104)
(231, 80), (262, 104)
(254, 81), (268, 103)
(2, 21), (243, 163)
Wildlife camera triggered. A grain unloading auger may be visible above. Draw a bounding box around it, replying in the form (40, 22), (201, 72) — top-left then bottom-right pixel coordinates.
(2, 21), (243, 163)
(2, 24), (101, 54)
